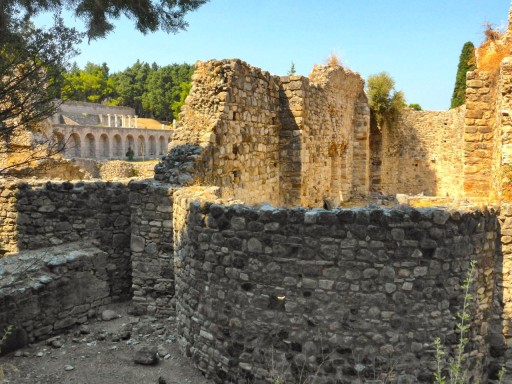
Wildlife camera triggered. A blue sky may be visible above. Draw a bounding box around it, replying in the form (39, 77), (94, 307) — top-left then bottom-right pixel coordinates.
(36, 1), (511, 110)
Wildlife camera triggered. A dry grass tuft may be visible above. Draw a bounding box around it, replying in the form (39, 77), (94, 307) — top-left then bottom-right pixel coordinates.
(325, 52), (341, 67)
(476, 23), (509, 73)
(483, 22), (502, 42)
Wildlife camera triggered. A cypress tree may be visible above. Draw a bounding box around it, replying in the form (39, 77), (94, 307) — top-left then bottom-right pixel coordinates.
(451, 41), (476, 108)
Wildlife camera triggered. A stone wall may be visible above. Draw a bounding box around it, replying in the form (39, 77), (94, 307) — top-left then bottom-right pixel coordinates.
(493, 58), (512, 200)
(173, 190), (499, 383)
(160, 60), (284, 206)
(0, 177), (510, 382)
(3, 157), (88, 180)
(464, 71), (496, 198)
(280, 66), (369, 206)
(0, 179), (21, 255)
(495, 203), (512, 381)
(370, 108), (465, 197)
(99, 160), (159, 180)
(0, 179), (132, 300)
(129, 181), (177, 316)
(0, 242), (113, 353)
(0, 178), (181, 339)
(72, 159), (160, 180)
(155, 59), (370, 208)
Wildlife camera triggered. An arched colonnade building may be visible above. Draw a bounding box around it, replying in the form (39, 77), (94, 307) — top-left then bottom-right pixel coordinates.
(49, 101), (172, 160)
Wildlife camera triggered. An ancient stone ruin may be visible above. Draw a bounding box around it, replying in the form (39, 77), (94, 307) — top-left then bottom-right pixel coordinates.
(49, 101), (172, 161)
(4, 7), (512, 384)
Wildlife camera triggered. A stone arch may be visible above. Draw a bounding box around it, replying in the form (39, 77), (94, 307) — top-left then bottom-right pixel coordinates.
(126, 135), (135, 155)
(113, 134), (123, 158)
(51, 132), (65, 154)
(85, 133), (96, 158)
(159, 136), (166, 155)
(67, 133), (81, 158)
(148, 136), (156, 156)
(137, 135), (146, 157)
(100, 133), (109, 159)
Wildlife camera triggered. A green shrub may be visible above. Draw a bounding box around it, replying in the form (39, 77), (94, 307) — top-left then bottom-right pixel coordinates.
(366, 72), (406, 129)
(408, 103), (422, 111)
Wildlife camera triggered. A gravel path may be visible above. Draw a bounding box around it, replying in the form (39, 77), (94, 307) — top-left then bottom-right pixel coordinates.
(0, 303), (213, 384)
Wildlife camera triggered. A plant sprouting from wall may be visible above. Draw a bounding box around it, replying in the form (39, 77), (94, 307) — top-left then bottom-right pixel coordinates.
(433, 260), (478, 384)
(0, 323), (13, 383)
(366, 72), (405, 130)
(288, 62), (296, 76)
(476, 23), (507, 74)
(325, 52), (341, 67)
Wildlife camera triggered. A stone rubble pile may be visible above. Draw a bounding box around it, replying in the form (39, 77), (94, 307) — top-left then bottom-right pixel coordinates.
(154, 143), (203, 186)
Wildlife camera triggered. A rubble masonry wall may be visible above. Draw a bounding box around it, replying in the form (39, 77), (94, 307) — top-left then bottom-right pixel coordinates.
(156, 59), (370, 208)
(370, 108), (465, 197)
(0, 180), (132, 300)
(173, 190), (498, 383)
(0, 243), (113, 352)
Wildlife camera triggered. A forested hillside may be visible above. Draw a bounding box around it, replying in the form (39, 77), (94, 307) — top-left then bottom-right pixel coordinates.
(60, 61), (194, 122)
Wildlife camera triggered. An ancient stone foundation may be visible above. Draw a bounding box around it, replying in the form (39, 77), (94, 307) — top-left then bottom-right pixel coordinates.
(172, 192), (500, 383)
(0, 180), (132, 301)
(1, 176), (509, 382)
(5, 37), (512, 382)
(0, 242), (112, 353)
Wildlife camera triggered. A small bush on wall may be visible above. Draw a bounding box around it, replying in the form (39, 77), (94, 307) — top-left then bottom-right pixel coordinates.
(366, 72), (406, 130)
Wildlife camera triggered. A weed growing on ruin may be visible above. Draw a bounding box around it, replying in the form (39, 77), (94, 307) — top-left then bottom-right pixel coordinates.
(287, 62), (296, 76)
(255, 337), (335, 384)
(497, 366), (506, 384)
(0, 325), (13, 384)
(352, 351), (398, 384)
(433, 260), (476, 384)
(0, 325), (13, 354)
(129, 167), (139, 177)
(325, 52), (341, 67)
(477, 22), (507, 75)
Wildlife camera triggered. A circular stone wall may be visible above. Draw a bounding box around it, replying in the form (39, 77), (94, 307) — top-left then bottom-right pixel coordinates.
(174, 202), (497, 383)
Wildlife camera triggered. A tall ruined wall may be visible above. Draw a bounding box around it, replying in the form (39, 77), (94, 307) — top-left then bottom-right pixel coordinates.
(155, 59), (370, 208)
(281, 66), (369, 207)
(496, 203), (512, 378)
(0, 180), (21, 255)
(464, 71), (496, 198)
(173, 190), (498, 383)
(493, 58), (512, 200)
(371, 108), (465, 197)
(463, 4), (512, 201)
(158, 60), (282, 205)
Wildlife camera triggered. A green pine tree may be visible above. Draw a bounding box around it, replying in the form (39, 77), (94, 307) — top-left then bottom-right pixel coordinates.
(288, 62), (296, 76)
(451, 41), (476, 108)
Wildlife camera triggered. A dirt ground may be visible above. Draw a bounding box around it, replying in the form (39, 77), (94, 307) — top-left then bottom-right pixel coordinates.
(0, 303), (214, 384)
